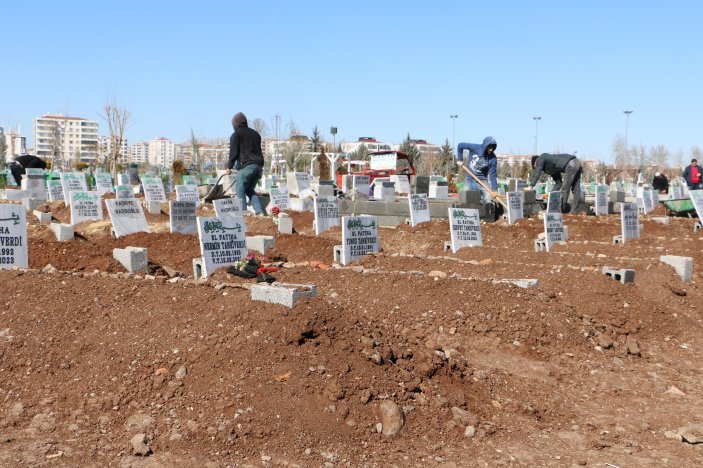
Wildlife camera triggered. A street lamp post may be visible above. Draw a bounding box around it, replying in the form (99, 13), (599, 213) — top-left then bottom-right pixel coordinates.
(623, 110), (633, 171)
(449, 115), (458, 156)
(533, 116), (542, 154)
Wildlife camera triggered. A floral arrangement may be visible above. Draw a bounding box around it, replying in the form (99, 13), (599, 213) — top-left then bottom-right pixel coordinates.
(271, 206), (281, 216)
(228, 252), (278, 280)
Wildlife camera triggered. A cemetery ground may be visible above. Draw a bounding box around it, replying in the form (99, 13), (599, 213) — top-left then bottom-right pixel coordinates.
(1, 199), (703, 467)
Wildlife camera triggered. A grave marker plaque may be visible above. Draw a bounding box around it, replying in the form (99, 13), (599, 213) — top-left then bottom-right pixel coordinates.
(60, 172), (88, 206)
(314, 196), (340, 235)
(106, 199), (149, 237)
(175, 184), (200, 203)
(47, 179), (64, 202)
(341, 215), (379, 265)
(408, 194), (430, 227)
(70, 191), (103, 225)
(507, 191), (524, 225)
(182, 175), (199, 186)
(689, 190), (703, 220)
(391, 175), (410, 194)
(0, 205), (28, 269)
(197, 216), (247, 277)
(95, 172), (114, 196)
(352, 175), (370, 198)
(170, 201), (198, 234)
(544, 212), (566, 251)
(269, 186), (290, 211)
(595, 184), (608, 215)
(449, 208), (482, 252)
(621, 202), (640, 242)
(142, 178), (166, 204)
(546, 191), (561, 215)
(213, 197), (245, 219)
(115, 185), (135, 199)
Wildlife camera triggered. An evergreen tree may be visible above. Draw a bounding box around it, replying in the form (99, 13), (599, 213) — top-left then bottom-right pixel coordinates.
(399, 133), (420, 166)
(352, 143), (368, 160)
(0, 133), (6, 167)
(439, 138), (453, 176)
(310, 125), (322, 152)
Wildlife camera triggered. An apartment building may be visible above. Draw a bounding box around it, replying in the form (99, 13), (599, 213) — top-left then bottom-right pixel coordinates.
(147, 137), (176, 167)
(99, 136), (129, 165)
(341, 137), (391, 155)
(130, 141), (149, 165)
(33, 114), (99, 167)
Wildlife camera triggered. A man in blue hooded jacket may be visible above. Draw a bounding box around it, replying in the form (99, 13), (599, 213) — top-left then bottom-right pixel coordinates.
(456, 136), (498, 201)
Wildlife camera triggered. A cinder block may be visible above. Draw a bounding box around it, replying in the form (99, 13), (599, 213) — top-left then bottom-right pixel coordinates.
(22, 198), (43, 211)
(146, 201), (161, 215)
(609, 191), (626, 203)
(50, 223), (74, 241)
(613, 235), (623, 244)
(33, 210), (51, 224)
(246, 235), (275, 254)
(534, 239), (546, 252)
(113, 246), (148, 273)
(278, 214), (293, 234)
(652, 217), (670, 225)
(333, 245), (342, 263)
(193, 257), (204, 280)
(250, 282), (317, 308)
(602, 266), (635, 284)
(660, 255), (693, 283)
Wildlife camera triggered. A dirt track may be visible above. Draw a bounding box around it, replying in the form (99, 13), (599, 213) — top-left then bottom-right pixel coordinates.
(1, 200), (702, 467)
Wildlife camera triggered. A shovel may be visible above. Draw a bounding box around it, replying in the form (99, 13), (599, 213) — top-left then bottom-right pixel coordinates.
(460, 164), (508, 210)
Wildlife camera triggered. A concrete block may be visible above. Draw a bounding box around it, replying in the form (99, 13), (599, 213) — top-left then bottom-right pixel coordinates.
(246, 235), (275, 254)
(193, 257), (204, 280)
(113, 246), (148, 273)
(609, 191), (626, 203)
(22, 198), (43, 211)
(694, 222), (701, 233)
(652, 217), (670, 225)
(444, 241), (452, 252)
(289, 197), (314, 212)
(492, 278), (539, 288)
(333, 245), (342, 263)
(278, 214), (293, 234)
(660, 255), (693, 283)
(146, 201), (161, 215)
(33, 210), (51, 225)
(50, 223), (74, 242)
(534, 239), (546, 252)
(404, 218), (412, 226)
(602, 266), (635, 284)
(613, 235), (623, 244)
(250, 282), (317, 308)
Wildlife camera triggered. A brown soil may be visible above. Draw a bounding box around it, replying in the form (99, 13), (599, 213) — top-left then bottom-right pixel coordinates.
(1, 200), (702, 467)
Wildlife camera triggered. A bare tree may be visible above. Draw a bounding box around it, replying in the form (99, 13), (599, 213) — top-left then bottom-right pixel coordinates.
(631, 144), (649, 173)
(100, 101), (131, 180)
(251, 118), (268, 137)
(648, 144), (669, 170)
(190, 128), (201, 172)
(286, 119), (299, 138)
(692, 145), (703, 161)
(672, 149), (684, 170)
(612, 135), (629, 170)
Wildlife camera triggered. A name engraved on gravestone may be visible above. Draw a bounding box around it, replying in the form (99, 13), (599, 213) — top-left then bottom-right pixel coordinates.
(142, 178), (166, 204)
(341, 215), (379, 265)
(115, 185), (135, 199)
(689, 190), (703, 220)
(408, 194), (430, 227)
(642, 187), (654, 213)
(47, 179), (64, 202)
(546, 191), (561, 215)
(176, 185), (200, 203)
(70, 191), (103, 225)
(449, 208), (482, 253)
(314, 196), (340, 235)
(621, 202), (640, 242)
(95, 172), (114, 196)
(391, 175), (410, 194)
(170, 201), (198, 234)
(507, 191), (523, 225)
(0, 205), (28, 269)
(295, 172), (311, 193)
(544, 212), (565, 251)
(197, 216), (247, 277)
(60, 172), (88, 206)
(106, 199), (149, 237)
(182, 175), (198, 186)
(269, 187), (290, 211)
(595, 184), (608, 215)
(353, 175), (370, 198)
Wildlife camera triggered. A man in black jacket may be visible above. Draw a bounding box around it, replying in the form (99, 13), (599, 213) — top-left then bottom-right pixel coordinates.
(9, 153), (47, 185)
(225, 112), (265, 215)
(529, 153), (582, 214)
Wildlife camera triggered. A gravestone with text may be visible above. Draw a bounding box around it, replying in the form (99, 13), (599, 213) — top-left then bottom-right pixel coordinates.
(197, 216), (247, 277)
(507, 191), (524, 225)
(70, 191), (103, 225)
(352, 175), (370, 199)
(341, 215), (379, 265)
(142, 178), (167, 204)
(621, 202), (640, 242)
(544, 212), (566, 251)
(595, 184), (608, 215)
(268, 186), (290, 212)
(95, 172), (114, 196)
(390, 175), (410, 194)
(449, 208), (482, 252)
(0, 205), (28, 269)
(60, 172), (88, 206)
(47, 179), (64, 202)
(546, 191), (561, 214)
(170, 201), (198, 234)
(408, 194), (430, 227)
(115, 185), (135, 199)
(106, 199), (149, 237)
(314, 196), (340, 235)
(176, 184), (200, 203)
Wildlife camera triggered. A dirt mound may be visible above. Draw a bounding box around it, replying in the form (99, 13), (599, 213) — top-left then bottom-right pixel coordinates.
(1, 201), (702, 466)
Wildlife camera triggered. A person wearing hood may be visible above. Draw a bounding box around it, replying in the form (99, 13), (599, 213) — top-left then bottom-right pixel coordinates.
(652, 172), (669, 194)
(9, 152), (47, 185)
(529, 153), (582, 214)
(226, 112), (265, 215)
(456, 136), (498, 201)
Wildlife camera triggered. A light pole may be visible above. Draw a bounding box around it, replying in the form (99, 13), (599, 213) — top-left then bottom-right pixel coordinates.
(533, 116), (542, 154)
(623, 110), (633, 171)
(450, 115), (458, 155)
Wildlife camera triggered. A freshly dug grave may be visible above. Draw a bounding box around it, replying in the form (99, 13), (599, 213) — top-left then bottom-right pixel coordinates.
(0, 200), (702, 467)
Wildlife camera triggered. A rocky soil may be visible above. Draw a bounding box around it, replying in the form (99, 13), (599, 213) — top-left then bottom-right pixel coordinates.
(0, 198), (702, 467)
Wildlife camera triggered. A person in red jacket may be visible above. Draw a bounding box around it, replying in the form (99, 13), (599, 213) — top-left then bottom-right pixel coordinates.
(683, 159), (702, 190)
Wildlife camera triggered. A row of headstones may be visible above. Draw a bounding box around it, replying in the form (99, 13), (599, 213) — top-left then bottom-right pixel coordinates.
(338, 174), (449, 200)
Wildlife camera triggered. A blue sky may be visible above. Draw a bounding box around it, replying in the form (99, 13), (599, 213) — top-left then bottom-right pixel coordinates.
(1, 1), (701, 164)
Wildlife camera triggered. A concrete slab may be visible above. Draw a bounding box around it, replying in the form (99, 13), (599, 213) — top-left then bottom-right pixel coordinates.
(660, 255), (693, 283)
(246, 235), (275, 254)
(602, 266), (635, 284)
(113, 247), (148, 273)
(50, 223), (74, 242)
(33, 210), (51, 224)
(250, 282), (317, 308)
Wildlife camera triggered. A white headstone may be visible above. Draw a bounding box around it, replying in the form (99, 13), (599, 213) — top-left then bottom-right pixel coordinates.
(641, 187), (654, 213)
(390, 175), (410, 194)
(182, 175), (198, 186)
(115, 185), (135, 199)
(0, 205), (28, 269)
(47, 179), (64, 202)
(507, 191), (524, 225)
(449, 208), (482, 252)
(546, 191), (561, 215)
(689, 190), (703, 220)
(60, 172), (88, 206)
(408, 194), (430, 227)
(170, 201), (198, 234)
(621, 202), (640, 242)
(142, 178), (166, 204)
(70, 191), (103, 225)
(213, 197), (245, 219)
(429, 181), (449, 199)
(117, 174), (130, 186)
(269, 187), (290, 212)
(175, 184), (199, 203)
(374, 181), (395, 201)
(544, 212), (566, 251)
(595, 184), (608, 215)
(352, 175), (370, 198)
(106, 199), (149, 237)
(286, 172), (312, 196)
(314, 196), (340, 235)
(95, 172), (114, 196)
(196, 216), (248, 277)
(341, 215), (379, 265)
